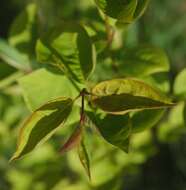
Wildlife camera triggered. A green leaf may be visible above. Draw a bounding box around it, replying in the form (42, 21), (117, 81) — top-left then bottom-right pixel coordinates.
(88, 112), (131, 152)
(118, 45), (170, 77)
(37, 22), (96, 82)
(95, 0), (150, 24)
(184, 102), (186, 127)
(10, 97), (73, 161)
(91, 78), (173, 114)
(174, 69), (186, 99)
(141, 73), (170, 93)
(78, 139), (91, 179)
(131, 109), (165, 133)
(18, 68), (84, 111)
(8, 3), (37, 56)
(0, 39), (31, 71)
(60, 126), (82, 154)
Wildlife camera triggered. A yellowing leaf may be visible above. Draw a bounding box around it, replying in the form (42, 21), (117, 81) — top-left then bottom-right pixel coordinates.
(10, 97), (73, 161)
(91, 78), (173, 114)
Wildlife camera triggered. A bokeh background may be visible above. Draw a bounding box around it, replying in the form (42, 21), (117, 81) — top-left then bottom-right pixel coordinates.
(0, 0), (186, 190)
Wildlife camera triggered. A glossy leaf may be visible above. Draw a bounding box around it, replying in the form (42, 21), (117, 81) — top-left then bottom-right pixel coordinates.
(60, 126), (82, 154)
(92, 78), (173, 114)
(10, 97), (73, 161)
(78, 139), (91, 179)
(0, 39), (31, 71)
(95, 0), (150, 24)
(18, 68), (84, 111)
(118, 45), (170, 77)
(88, 112), (131, 152)
(131, 109), (165, 133)
(174, 69), (186, 99)
(37, 22), (96, 82)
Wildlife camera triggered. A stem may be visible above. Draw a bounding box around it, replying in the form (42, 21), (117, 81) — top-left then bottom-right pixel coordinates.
(105, 15), (115, 48)
(80, 88), (87, 125)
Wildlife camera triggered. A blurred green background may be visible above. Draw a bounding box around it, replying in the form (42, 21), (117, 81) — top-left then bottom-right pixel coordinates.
(0, 0), (186, 190)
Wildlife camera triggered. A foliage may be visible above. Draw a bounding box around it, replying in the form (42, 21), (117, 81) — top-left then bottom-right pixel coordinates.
(0, 0), (186, 189)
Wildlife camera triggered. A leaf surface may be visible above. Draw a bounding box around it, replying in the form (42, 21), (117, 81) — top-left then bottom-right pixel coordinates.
(11, 97), (73, 161)
(92, 78), (173, 114)
(95, 0), (150, 24)
(118, 45), (169, 77)
(78, 139), (91, 179)
(88, 112), (131, 152)
(36, 22), (96, 82)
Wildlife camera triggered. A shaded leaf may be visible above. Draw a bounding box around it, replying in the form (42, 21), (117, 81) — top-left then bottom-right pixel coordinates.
(88, 112), (131, 152)
(10, 97), (73, 161)
(95, 0), (150, 24)
(60, 126), (82, 154)
(141, 73), (170, 93)
(91, 78), (173, 114)
(78, 139), (91, 179)
(118, 45), (170, 77)
(131, 109), (165, 133)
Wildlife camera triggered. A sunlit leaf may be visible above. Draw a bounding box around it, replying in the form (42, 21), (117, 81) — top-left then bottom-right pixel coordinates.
(10, 97), (73, 161)
(37, 22), (96, 82)
(18, 68), (83, 111)
(92, 78), (173, 114)
(174, 69), (186, 99)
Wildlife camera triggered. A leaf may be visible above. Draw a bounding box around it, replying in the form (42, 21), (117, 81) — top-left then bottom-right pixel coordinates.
(91, 78), (173, 114)
(10, 97), (73, 161)
(0, 39), (31, 71)
(36, 22), (96, 82)
(95, 0), (150, 24)
(131, 109), (165, 133)
(184, 102), (186, 127)
(60, 126), (83, 154)
(141, 73), (170, 93)
(88, 112), (131, 152)
(118, 45), (170, 77)
(18, 68), (84, 111)
(78, 139), (91, 179)
(174, 69), (186, 99)
(8, 3), (37, 56)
